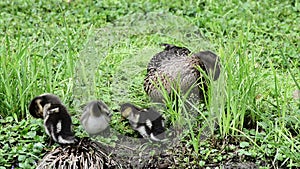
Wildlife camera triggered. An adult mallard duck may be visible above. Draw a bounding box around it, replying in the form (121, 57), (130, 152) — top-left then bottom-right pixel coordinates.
(144, 43), (221, 103)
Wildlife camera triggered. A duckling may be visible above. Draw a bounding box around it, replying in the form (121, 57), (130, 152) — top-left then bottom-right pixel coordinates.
(29, 93), (62, 118)
(144, 43), (221, 103)
(43, 103), (76, 145)
(120, 103), (166, 141)
(80, 100), (111, 136)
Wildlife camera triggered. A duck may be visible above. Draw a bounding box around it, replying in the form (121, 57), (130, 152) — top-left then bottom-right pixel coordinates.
(28, 93), (62, 118)
(144, 43), (221, 103)
(43, 102), (76, 145)
(80, 100), (111, 136)
(29, 93), (76, 145)
(120, 103), (166, 141)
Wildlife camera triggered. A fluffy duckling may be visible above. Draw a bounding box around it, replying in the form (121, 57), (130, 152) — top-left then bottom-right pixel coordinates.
(43, 103), (76, 145)
(80, 100), (111, 136)
(120, 103), (166, 141)
(29, 93), (62, 118)
(28, 93), (76, 145)
(144, 43), (221, 103)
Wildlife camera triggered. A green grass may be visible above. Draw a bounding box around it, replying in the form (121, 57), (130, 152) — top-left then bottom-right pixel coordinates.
(0, 0), (299, 168)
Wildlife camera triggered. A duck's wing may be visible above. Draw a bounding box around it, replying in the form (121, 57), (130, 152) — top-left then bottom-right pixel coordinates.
(194, 51), (221, 80)
(147, 43), (191, 71)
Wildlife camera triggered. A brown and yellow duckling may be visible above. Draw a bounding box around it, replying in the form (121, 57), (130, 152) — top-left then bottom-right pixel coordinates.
(120, 103), (166, 141)
(29, 94), (76, 145)
(29, 93), (62, 118)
